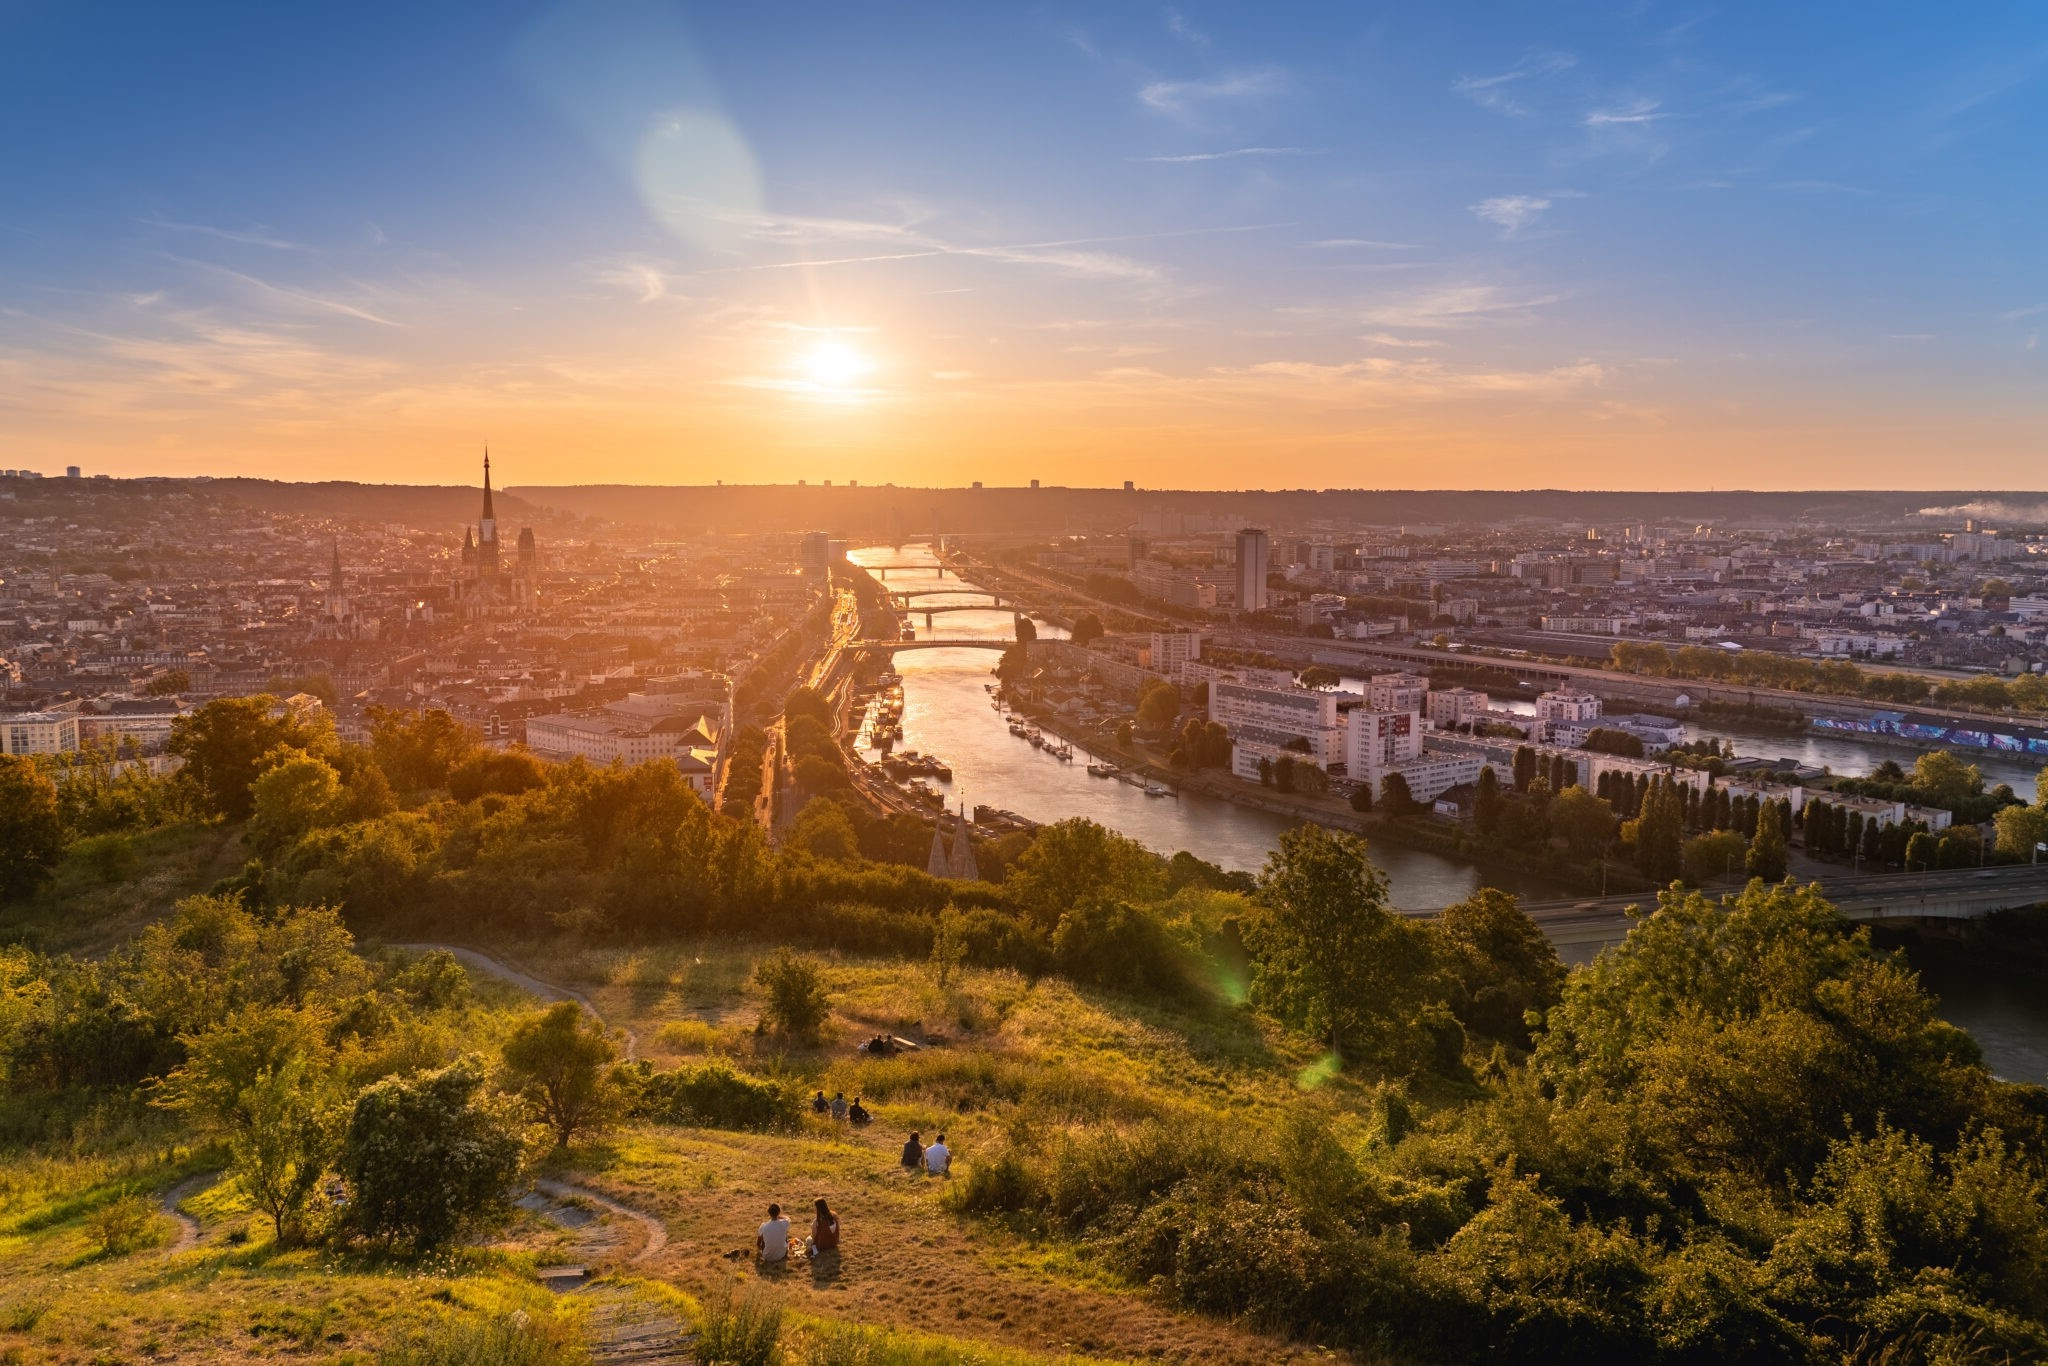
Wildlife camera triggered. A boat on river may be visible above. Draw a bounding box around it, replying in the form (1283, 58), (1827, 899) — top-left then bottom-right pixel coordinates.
(1086, 761), (1117, 777)
(1143, 782), (1171, 797)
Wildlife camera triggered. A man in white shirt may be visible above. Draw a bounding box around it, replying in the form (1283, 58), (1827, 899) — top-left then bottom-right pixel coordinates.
(923, 1133), (951, 1176)
(757, 1203), (791, 1262)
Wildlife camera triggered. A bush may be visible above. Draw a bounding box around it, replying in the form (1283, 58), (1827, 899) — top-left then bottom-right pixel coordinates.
(501, 1001), (622, 1148)
(341, 1057), (528, 1251)
(86, 1192), (162, 1257)
(376, 1309), (588, 1366)
(627, 1059), (801, 1132)
(695, 1280), (782, 1366)
(755, 949), (831, 1042)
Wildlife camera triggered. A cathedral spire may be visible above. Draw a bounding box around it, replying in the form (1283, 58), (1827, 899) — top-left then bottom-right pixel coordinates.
(481, 448), (496, 522)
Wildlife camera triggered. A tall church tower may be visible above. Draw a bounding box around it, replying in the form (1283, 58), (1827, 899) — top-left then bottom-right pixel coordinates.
(478, 451), (501, 580)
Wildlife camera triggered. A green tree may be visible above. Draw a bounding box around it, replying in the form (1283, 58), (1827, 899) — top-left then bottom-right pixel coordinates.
(1992, 803), (2048, 860)
(246, 747), (349, 854)
(1379, 771), (1416, 816)
(1246, 824), (1435, 1064)
(1549, 786), (1616, 859)
(928, 905), (969, 989)
(501, 1001), (623, 1148)
(144, 668), (190, 696)
(1582, 727), (1646, 758)
(1512, 745), (1536, 793)
(169, 695), (326, 819)
(1137, 678), (1181, 732)
(0, 756), (64, 902)
(446, 749), (548, 802)
(788, 798), (860, 861)
(365, 705), (478, 793)
(1681, 829), (1748, 885)
(754, 949), (831, 1042)
(1912, 751), (1983, 806)
(1474, 765), (1503, 836)
(1014, 615), (1038, 644)
(341, 1057), (528, 1251)
(1634, 781), (1685, 883)
(1434, 888), (1564, 1046)
(1069, 613), (1104, 646)
(1004, 817), (1163, 930)
(158, 1002), (331, 1132)
(1904, 829), (1939, 871)
(1746, 800), (1789, 881)
(232, 1057), (337, 1243)
(1298, 665), (1342, 690)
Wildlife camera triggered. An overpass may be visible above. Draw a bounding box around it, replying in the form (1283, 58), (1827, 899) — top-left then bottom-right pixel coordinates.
(1404, 864), (2048, 955)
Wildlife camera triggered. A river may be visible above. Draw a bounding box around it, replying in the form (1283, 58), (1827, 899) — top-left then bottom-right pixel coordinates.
(849, 545), (1551, 909)
(849, 544), (2048, 1081)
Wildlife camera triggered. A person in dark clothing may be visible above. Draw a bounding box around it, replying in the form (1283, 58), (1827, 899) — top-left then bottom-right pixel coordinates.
(811, 1090), (830, 1114)
(848, 1096), (871, 1125)
(900, 1131), (924, 1169)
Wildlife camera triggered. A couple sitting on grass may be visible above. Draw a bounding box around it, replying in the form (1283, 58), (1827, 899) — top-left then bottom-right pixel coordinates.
(756, 1198), (839, 1263)
(900, 1130), (950, 1176)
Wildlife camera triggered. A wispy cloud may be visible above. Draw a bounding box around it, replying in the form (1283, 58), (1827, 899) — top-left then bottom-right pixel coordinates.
(1138, 67), (1289, 119)
(140, 218), (308, 251)
(1360, 284), (1561, 330)
(1136, 146), (1314, 163)
(1470, 195), (1553, 237)
(176, 259), (403, 326)
(1304, 238), (1419, 250)
(1164, 9), (1208, 46)
(1584, 98), (1667, 127)
(1453, 51), (1575, 117)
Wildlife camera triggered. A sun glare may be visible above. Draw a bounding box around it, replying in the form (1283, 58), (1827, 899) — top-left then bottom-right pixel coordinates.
(801, 339), (873, 392)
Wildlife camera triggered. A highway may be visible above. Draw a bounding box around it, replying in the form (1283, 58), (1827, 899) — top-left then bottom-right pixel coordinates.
(1406, 863), (2048, 952)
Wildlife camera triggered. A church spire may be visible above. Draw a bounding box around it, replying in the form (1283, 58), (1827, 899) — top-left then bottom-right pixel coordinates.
(481, 448), (496, 522)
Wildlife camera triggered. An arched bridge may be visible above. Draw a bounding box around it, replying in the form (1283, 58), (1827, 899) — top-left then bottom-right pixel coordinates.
(1403, 864), (2048, 956)
(889, 588), (1006, 606)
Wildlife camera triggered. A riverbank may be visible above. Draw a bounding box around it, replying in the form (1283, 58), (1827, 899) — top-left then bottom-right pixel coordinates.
(1005, 695), (1593, 902)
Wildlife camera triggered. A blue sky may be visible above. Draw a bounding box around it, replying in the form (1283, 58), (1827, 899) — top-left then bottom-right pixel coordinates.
(1, 1), (2044, 487)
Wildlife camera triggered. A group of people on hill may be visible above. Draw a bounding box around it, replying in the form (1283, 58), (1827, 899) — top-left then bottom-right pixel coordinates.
(811, 1089), (871, 1125)
(755, 1197), (838, 1263)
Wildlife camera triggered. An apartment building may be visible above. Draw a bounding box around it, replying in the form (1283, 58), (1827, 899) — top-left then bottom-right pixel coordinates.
(1209, 678), (1343, 781)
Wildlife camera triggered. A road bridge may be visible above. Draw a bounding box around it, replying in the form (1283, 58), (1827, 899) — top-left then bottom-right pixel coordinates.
(1404, 864), (2048, 954)
(849, 638), (1010, 653)
(889, 588), (1007, 607)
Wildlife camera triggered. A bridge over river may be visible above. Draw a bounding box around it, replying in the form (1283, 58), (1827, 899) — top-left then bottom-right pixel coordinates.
(1407, 864), (2048, 953)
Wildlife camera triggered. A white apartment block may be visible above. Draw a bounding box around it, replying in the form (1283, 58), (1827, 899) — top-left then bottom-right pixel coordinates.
(1, 711), (81, 756)
(1344, 707), (1423, 776)
(1209, 679), (1343, 781)
(1365, 672), (1428, 713)
(1144, 631), (1204, 682)
(1378, 752), (1486, 803)
(1425, 687), (1487, 728)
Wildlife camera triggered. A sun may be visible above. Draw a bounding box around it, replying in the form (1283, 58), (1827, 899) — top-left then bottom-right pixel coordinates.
(801, 339), (872, 391)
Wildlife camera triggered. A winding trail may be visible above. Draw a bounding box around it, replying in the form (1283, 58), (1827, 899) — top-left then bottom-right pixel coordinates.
(536, 1178), (667, 1265)
(393, 943), (638, 1060)
(159, 1171), (219, 1254)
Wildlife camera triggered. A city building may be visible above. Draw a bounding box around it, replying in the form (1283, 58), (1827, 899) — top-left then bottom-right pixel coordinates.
(1, 711), (81, 755)
(1209, 677), (1343, 780)
(1142, 631), (1203, 681)
(1236, 528), (1270, 613)
(1536, 687), (1602, 744)
(1366, 672), (1428, 713)
(1425, 686), (1488, 728)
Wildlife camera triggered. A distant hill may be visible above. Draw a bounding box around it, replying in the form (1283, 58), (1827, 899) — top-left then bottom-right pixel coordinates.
(506, 484), (2048, 536)
(8, 476), (2043, 535)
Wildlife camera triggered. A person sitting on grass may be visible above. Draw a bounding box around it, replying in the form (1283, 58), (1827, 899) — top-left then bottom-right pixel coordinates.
(923, 1132), (951, 1177)
(807, 1198), (840, 1257)
(847, 1096), (871, 1125)
(811, 1090), (830, 1114)
(901, 1131), (924, 1169)
(831, 1091), (849, 1121)
(757, 1203), (791, 1263)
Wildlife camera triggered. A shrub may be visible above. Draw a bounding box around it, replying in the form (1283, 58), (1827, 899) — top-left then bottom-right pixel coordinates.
(755, 949), (830, 1042)
(626, 1059), (802, 1132)
(376, 1309), (589, 1366)
(341, 1057), (528, 1251)
(695, 1280), (782, 1366)
(86, 1193), (162, 1257)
